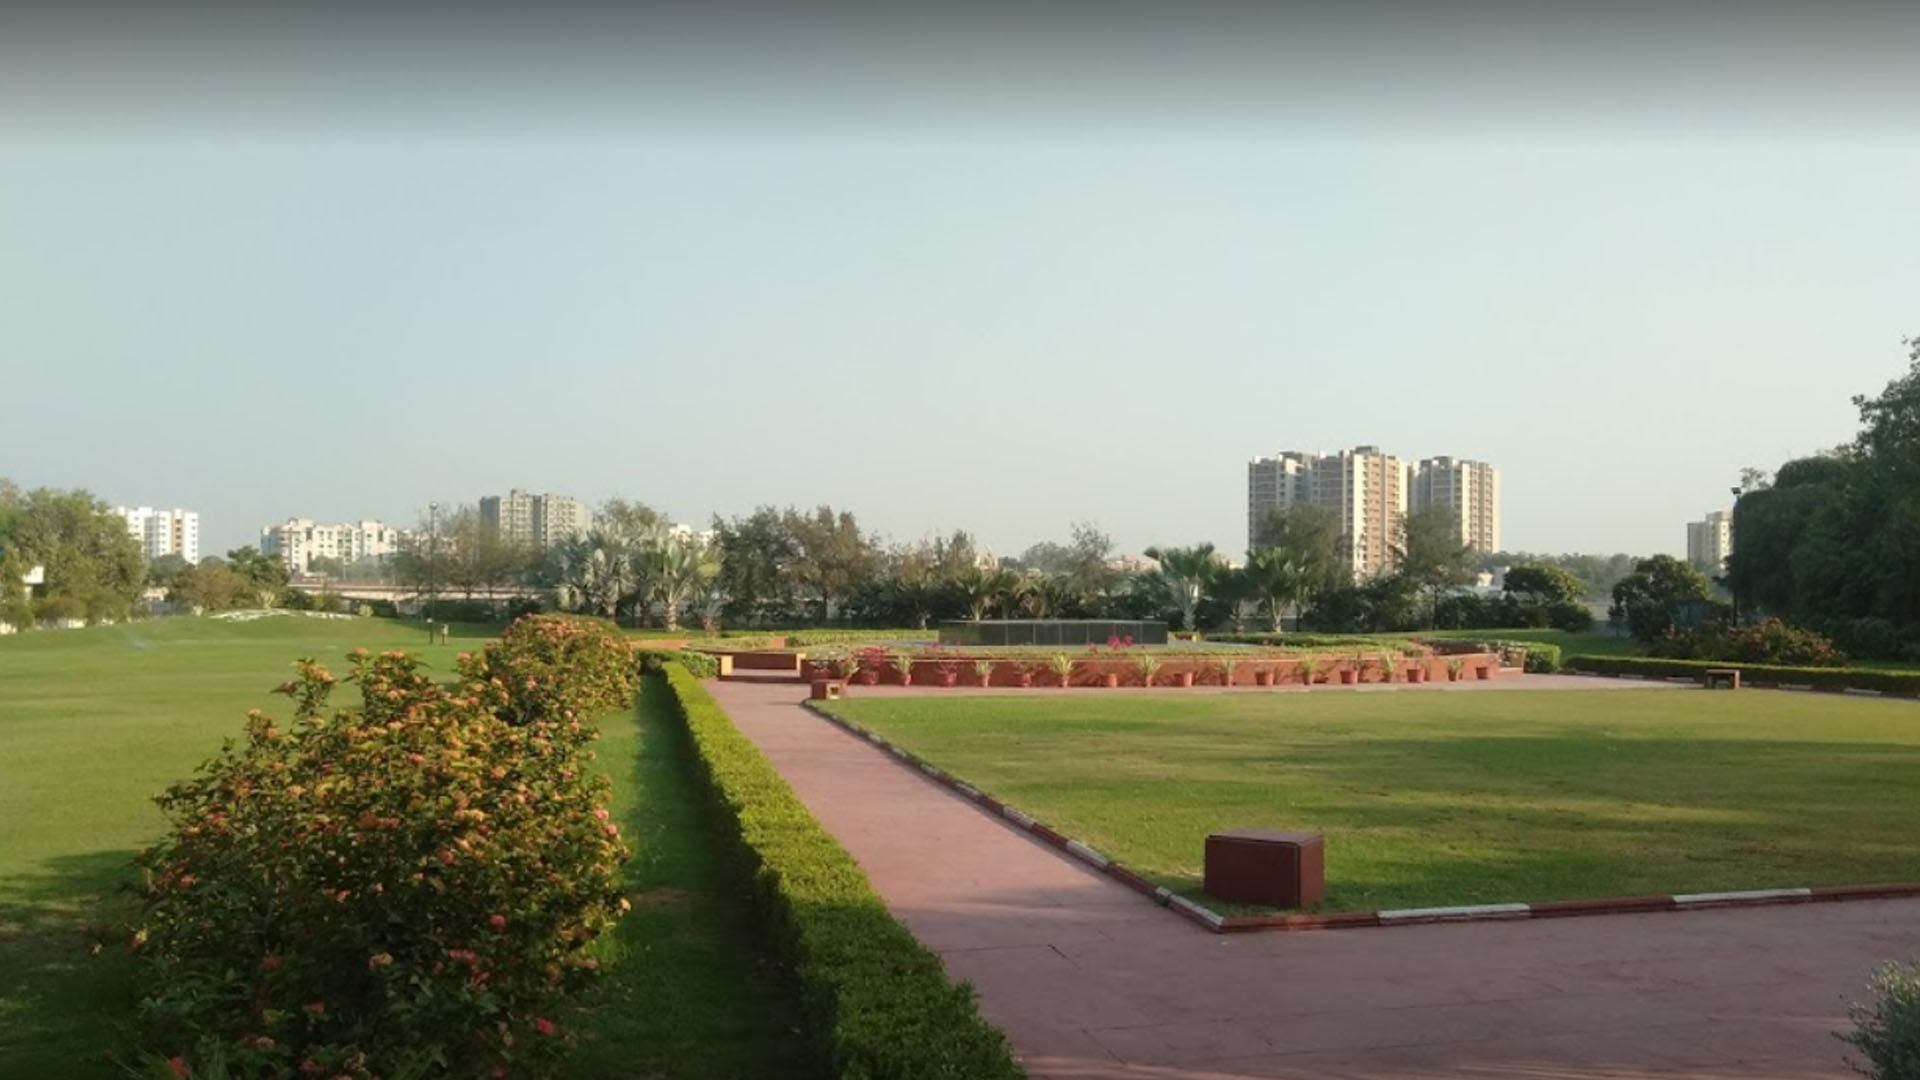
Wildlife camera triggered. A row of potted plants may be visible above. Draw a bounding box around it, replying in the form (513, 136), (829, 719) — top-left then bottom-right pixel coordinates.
(803, 649), (1495, 689)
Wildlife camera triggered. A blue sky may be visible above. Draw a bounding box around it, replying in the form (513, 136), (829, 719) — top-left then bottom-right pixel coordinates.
(3, 6), (1917, 559)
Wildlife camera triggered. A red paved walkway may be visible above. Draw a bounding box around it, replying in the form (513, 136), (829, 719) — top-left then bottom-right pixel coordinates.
(708, 679), (1920, 1080)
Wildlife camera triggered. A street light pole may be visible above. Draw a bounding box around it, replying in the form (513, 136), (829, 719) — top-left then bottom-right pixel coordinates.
(427, 502), (439, 624)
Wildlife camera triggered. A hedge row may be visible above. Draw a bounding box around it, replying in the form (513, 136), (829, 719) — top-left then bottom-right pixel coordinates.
(1564, 655), (1920, 695)
(1462, 640), (1562, 673)
(1189, 632), (1426, 655)
(783, 629), (936, 646)
(657, 664), (1024, 1079)
(637, 646), (720, 679)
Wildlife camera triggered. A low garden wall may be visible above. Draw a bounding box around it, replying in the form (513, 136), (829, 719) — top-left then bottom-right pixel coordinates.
(794, 651), (1503, 688)
(656, 663), (1024, 1078)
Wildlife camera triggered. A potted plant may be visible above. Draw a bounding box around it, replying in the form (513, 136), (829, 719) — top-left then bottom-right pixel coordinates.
(1476, 657), (1495, 681)
(1297, 656), (1320, 687)
(1135, 653), (1162, 688)
(1446, 656), (1465, 682)
(1252, 661), (1276, 687)
(936, 656), (960, 687)
(890, 652), (914, 686)
(1339, 652), (1363, 685)
(972, 658), (996, 687)
(1099, 665), (1120, 688)
(1379, 654), (1399, 684)
(1015, 661), (1036, 688)
(1214, 657), (1237, 687)
(829, 652), (861, 687)
(1047, 653), (1075, 688)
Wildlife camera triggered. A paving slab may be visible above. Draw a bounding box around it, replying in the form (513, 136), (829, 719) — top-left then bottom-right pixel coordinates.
(707, 678), (1920, 1080)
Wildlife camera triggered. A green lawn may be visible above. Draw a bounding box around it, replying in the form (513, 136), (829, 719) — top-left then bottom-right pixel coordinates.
(0, 616), (803, 1078)
(1419, 627), (1638, 657)
(822, 689), (1920, 913)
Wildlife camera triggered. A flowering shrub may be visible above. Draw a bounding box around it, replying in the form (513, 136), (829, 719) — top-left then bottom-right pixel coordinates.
(1649, 618), (1846, 667)
(132, 649), (629, 1078)
(1843, 958), (1920, 1079)
(460, 614), (640, 728)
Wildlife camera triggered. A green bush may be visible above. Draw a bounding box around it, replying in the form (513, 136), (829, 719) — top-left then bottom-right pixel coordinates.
(1470, 640), (1561, 672)
(639, 647), (720, 679)
(1564, 655), (1920, 695)
(133, 650), (629, 1079)
(1203, 632), (1426, 655)
(1648, 618), (1847, 667)
(657, 663), (1022, 1079)
(463, 614), (640, 728)
(1842, 958), (1920, 1079)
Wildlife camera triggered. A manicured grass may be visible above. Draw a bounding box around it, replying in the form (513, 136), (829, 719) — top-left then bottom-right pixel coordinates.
(570, 677), (812, 1078)
(1421, 627), (1638, 657)
(0, 616), (802, 1078)
(821, 689), (1920, 913)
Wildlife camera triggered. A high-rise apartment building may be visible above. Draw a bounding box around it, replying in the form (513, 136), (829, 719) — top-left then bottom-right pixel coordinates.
(1686, 510), (1734, 576)
(1248, 447), (1500, 578)
(114, 507), (200, 564)
(1410, 457), (1501, 555)
(1246, 446), (1412, 578)
(479, 490), (589, 549)
(261, 519), (405, 575)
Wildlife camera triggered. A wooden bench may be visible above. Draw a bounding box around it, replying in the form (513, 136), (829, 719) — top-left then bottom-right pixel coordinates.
(1704, 668), (1741, 690)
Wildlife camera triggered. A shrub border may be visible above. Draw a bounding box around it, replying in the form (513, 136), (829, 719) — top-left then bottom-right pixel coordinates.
(657, 664), (1025, 1079)
(802, 702), (1920, 933)
(1565, 655), (1920, 697)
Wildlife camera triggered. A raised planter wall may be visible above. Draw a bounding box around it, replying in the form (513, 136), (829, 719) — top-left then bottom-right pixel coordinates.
(801, 652), (1502, 687)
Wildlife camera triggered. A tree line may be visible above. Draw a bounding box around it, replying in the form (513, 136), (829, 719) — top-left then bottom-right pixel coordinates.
(1726, 336), (1920, 659)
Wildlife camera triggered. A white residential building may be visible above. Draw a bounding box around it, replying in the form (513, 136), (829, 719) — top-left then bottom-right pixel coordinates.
(479, 490), (589, 549)
(1687, 510), (1734, 576)
(261, 518), (406, 575)
(114, 507), (200, 564)
(1410, 457), (1501, 555)
(1248, 447), (1501, 577)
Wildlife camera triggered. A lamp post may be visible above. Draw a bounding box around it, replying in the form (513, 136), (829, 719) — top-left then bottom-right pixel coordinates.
(427, 501), (440, 624)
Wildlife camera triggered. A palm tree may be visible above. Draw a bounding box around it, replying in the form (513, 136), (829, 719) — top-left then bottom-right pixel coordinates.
(1014, 573), (1081, 618)
(1142, 543), (1217, 631)
(643, 532), (711, 632)
(550, 530), (640, 621)
(955, 563), (1017, 621)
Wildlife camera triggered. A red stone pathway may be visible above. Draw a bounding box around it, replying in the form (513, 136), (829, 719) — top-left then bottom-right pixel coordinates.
(708, 678), (1920, 1079)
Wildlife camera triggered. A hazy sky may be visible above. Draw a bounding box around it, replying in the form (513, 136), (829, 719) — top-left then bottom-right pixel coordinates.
(4, 4), (1917, 559)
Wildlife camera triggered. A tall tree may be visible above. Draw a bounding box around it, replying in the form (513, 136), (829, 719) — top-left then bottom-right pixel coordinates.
(1610, 555), (1717, 642)
(1253, 504), (1345, 597)
(225, 546), (291, 608)
(1142, 543), (1218, 631)
(1398, 507), (1475, 627)
(783, 505), (878, 621)
(711, 507), (800, 623)
(0, 485), (146, 623)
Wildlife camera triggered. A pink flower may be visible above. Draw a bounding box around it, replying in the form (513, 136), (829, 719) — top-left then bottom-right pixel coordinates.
(489, 914), (507, 930)
(368, 952), (393, 969)
(167, 1057), (190, 1078)
(593, 808), (610, 821)
(533, 1017), (556, 1036)
(261, 954), (281, 972)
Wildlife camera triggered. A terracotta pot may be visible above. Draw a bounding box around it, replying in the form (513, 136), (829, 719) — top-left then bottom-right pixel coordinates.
(938, 671), (957, 687)
(1017, 671), (1034, 687)
(856, 670), (878, 686)
(1408, 668), (1425, 683)
(1056, 671), (1074, 688)
(1254, 670), (1275, 687)
(1174, 671), (1195, 688)
(897, 673), (912, 687)
(1476, 665), (1493, 680)
(1339, 669), (1358, 685)
(1101, 673), (1119, 688)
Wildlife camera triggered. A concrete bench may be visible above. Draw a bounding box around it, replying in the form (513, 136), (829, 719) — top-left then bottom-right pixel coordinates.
(1704, 668), (1741, 690)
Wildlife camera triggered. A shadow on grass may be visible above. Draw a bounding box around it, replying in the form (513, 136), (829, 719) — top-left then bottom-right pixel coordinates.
(569, 678), (815, 1080)
(0, 848), (142, 1080)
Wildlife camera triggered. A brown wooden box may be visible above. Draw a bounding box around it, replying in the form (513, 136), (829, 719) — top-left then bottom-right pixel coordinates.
(1204, 829), (1325, 907)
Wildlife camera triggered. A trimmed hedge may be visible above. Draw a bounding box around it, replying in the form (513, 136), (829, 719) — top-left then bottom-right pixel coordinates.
(1469, 640), (1562, 673)
(784, 629), (936, 647)
(638, 647), (720, 679)
(1565, 655), (1920, 695)
(1188, 632), (1426, 655)
(657, 664), (1024, 1079)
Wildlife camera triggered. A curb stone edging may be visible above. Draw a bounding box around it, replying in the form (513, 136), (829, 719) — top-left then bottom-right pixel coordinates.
(797, 700), (1920, 933)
